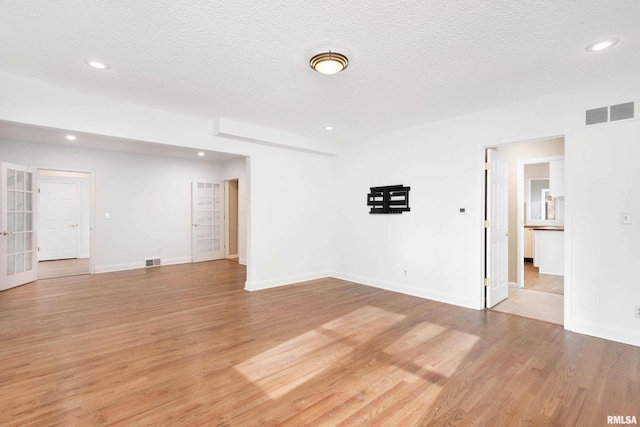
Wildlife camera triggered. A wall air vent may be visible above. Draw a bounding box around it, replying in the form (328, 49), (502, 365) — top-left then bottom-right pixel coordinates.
(610, 102), (634, 122)
(145, 258), (161, 267)
(586, 102), (635, 126)
(585, 107), (608, 126)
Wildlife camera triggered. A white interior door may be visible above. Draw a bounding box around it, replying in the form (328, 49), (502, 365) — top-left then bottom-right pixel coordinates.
(1, 162), (38, 291)
(485, 148), (509, 307)
(38, 181), (79, 261)
(192, 180), (224, 263)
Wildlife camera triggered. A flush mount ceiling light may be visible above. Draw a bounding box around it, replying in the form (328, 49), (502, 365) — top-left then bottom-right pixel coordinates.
(585, 38), (619, 52)
(309, 51), (349, 75)
(324, 125), (334, 131)
(198, 152), (205, 157)
(66, 134), (77, 141)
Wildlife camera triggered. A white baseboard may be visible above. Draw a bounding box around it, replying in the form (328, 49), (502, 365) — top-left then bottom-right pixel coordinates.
(330, 271), (481, 310)
(245, 271), (329, 291)
(567, 320), (640, 348)
(162, 257), (191, 266)
(94, 257), (191, 274)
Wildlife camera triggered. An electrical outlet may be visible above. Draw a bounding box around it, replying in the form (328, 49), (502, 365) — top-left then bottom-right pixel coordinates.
(621, 212), (632, 224)
(635, 306), (640, 318)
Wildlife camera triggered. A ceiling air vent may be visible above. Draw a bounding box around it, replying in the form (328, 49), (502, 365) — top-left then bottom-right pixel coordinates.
(585, 107), (608, 126)
(610, 102), (634, 122)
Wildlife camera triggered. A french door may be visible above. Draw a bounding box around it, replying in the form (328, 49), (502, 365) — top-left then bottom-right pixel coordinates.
(191, 180), (224, 262)
(1, 162), (38, 291)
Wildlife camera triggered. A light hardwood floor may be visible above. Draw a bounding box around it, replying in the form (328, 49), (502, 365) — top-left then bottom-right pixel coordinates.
(1, 260), (638, 426)
(38, 258), (91, 280)
(524, 261), (564, 295)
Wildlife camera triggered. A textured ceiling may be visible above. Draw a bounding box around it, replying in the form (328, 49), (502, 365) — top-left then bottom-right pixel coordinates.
(1, 0), (639, 145)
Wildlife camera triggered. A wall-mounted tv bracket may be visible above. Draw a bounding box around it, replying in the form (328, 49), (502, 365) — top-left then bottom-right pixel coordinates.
(367, 185), (411, 214)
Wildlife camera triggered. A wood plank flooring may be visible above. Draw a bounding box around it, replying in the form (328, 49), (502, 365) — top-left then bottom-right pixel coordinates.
(524, 261), (564, 295)
(1, 260), (638, 426)
(38, 258), (91, 280)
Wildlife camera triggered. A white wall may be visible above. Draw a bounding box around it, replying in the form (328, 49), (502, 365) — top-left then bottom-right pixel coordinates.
(245, 147), (332, 290)
(0, 139), (223, 272)
(332, 73), (640, 347)
(219, 149), (332, 290)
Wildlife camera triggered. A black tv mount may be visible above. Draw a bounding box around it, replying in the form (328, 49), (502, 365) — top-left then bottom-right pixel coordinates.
(367, 185), (411, 214)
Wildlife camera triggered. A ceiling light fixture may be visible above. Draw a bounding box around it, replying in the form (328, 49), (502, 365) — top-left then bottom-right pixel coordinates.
(309, 51), (349, 75)
(85, 59), (109, 69)
(198, 152), (205, 157)
(66, 134), (77, 141)
(585, 38), (619, 52)
(324, 125), (334, 131)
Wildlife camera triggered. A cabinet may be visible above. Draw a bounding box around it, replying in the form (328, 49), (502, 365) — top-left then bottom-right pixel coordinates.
(524, 228), (535, 259)
(534, 229), (564, 275)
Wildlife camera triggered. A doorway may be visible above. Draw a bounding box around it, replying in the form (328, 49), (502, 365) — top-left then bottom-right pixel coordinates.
(484, 137), (566, 325)
(224, 179), (239, 261)
(37, 169), (92, 280)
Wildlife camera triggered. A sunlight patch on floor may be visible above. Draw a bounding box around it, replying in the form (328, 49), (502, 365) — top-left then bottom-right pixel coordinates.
(384, 322), (480, 377)
(234, 305), (406, 400)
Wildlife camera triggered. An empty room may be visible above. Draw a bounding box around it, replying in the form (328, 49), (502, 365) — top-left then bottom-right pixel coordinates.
(0, 2), (639, 425)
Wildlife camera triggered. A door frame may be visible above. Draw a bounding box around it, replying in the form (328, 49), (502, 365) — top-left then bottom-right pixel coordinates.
(516, 155), (565, 289)
(36, 167), (95, 275)
(481, 133), (572, 329)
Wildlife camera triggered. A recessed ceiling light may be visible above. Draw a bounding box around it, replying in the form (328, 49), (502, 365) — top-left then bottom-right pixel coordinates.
(310, 51), (349, 75)
(198, 152), (205, 157)
(324, 125), (334, 131)
(66, 134), (77, 141)
(585, 38), (619, 52)
(85, 59), (109, 69)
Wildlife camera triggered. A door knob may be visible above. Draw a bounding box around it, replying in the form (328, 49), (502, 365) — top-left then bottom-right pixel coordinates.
(506, 232), (511, 237)
(2, 231), (14, 236)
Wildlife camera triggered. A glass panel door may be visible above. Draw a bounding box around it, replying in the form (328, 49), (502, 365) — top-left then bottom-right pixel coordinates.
(191, 180), (224, 262)
(1, 163), (38, 290)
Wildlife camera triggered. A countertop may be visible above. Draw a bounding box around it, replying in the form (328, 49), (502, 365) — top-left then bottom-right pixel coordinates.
(524, 225), (564, 231)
